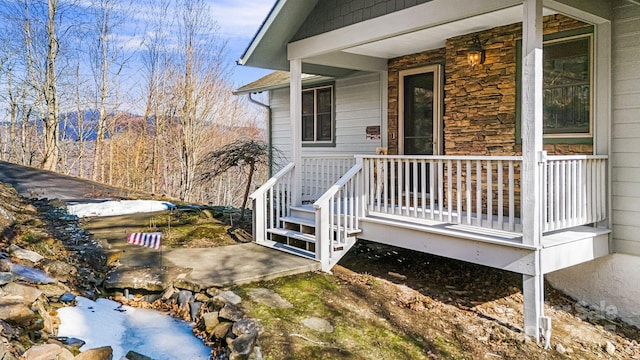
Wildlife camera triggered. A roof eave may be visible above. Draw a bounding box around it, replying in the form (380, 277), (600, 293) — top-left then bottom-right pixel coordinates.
(237, 0), (286, 67)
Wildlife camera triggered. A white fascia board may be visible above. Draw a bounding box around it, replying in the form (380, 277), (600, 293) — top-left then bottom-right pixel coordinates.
(305, 52), (388, 72)
(237, 0), (287, 66)
(543, 0), (612, 23)
(287, 0), (523, 60)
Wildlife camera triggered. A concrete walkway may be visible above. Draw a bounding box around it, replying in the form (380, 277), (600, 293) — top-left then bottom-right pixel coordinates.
(163, 243), (320, 288)
(0, 160), (320, 289)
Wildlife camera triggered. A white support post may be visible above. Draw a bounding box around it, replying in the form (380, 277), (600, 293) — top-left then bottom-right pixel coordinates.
(316, 203), (330, 271)
(290, 58), (303, 205)
(521, 0), (545, 342)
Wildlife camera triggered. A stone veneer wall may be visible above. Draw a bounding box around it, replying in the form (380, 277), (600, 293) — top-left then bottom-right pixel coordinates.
(387, 14), (593, 156)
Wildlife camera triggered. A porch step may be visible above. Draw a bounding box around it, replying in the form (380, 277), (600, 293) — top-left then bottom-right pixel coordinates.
(268, 228), (316, 243)
(290, 204), (314, 213)
(260, 239), (316, 259)
(290, 205), (315, 221)
(280, 216), (315, 228)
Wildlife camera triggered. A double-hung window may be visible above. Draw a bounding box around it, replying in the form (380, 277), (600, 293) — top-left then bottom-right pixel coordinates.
(302, 85), (334, 145)
(517, 27), (593, 143)
(543, 31), (592, 137)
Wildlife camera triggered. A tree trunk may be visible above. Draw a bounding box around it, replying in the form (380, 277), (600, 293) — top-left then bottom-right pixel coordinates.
(41, 0), (60, 171)
(240, 161), (255, 220)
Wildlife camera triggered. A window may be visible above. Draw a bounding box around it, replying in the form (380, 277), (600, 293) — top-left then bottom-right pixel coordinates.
(516, 27), (594, 143)
(543, 33), (592, 137)
(302, 85), (334, 144)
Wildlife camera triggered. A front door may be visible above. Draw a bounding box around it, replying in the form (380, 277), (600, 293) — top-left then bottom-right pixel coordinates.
(400, 65), (441, 155)
(399, 65), (442, 196)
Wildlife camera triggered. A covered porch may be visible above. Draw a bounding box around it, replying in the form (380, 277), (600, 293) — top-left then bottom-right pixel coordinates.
(244, 0), (613, 343)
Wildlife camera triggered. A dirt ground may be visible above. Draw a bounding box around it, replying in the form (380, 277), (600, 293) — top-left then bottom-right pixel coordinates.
(233, 241), (640, 360)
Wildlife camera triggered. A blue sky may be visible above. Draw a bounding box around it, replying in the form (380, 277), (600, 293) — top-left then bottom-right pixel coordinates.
(208, 0), (275, 87)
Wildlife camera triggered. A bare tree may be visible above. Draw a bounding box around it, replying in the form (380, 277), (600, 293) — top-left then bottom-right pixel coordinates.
(90, 0), (127, 182)
(169, 0), (229, 200)
(40, 0), (60, 171)
(199, 139), (269, 220)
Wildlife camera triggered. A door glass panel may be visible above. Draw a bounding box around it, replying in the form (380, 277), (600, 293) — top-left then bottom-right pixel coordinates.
(403, 71), (436, 196)
(404, 72), (434, 155)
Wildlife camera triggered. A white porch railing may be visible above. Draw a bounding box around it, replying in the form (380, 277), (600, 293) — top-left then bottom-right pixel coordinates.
(249, 163), (295, 243)
(314, 160), (363, 271)
(360, 155), (522, 231)
(301, 155), (356, 202)
(543, 155), (608, 232)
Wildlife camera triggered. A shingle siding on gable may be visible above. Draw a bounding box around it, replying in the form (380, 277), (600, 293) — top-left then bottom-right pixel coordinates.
(292, 0), (433, 41)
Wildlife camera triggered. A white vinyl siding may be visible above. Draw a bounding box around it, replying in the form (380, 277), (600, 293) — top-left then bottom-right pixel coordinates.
(270, 72), (382, 172)
(611, 0), (640, 256)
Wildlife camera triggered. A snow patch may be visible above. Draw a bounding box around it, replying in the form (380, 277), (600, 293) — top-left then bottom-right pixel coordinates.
(67, 200), (175, 218)
(57, 297), (210, 359)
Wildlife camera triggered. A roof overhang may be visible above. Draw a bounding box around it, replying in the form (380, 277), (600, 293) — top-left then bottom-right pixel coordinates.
(233, 71), (333, 95)
(238, 0), (611, 78)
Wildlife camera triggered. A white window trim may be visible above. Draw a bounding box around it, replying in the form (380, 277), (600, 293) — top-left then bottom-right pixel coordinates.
(301, 84), (335, 145)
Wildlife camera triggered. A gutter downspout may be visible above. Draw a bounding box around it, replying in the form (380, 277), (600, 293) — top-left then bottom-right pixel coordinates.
(248, 92), (273, 177)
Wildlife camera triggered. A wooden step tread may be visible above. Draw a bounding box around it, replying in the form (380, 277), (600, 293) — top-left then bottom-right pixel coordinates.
(260, 240), (316, 259)
(268, 227), (316, 243)
(290, 205), (315, 213)
(280, 216), (315, 227)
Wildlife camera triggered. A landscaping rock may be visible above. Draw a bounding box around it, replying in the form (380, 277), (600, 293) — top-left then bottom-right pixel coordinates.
(124, 350), (153, 360)
(219, 303), (244, 322)
(173, 278), (201, 292)
(40, 259), (77, 283)
(605, 340), (616, 355)
(1, 282), (43, 304)
(7, 244), (43, 264)
(229, 333), (258, 357)
(202, 312), (220, 333)
(232, 318), (259, 337)
(103, 266), (192, 291)
(190, 300), (202, 322)
(37, 283), (71, 300)
(74, 346), (113, 360)
(211, 322), (233, 339)
(246, 288), (292, 309)
(301, 317), (334, 333)
(0, 272), (14, 285)
(0, 337), (17, 360)
(21, 343), (74, 360)
(177, 290), (193, 311)
(214, 290), (242, 305)
(60, 291), (77, 303)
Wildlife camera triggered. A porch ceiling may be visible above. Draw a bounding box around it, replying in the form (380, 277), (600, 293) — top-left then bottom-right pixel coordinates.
(342, 5), (555, 59)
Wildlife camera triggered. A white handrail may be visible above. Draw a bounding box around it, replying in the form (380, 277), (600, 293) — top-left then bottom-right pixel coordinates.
(313, 163), (363, 208)
(313, 161), (363, 271)
(249, 162), (295, 200)
(301, 155), (356, 202)
(250, 162), (295, 244)
(364, 155), (523, 161)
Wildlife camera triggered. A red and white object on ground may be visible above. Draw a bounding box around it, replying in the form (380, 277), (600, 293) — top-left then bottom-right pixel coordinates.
(127, 232), (162, 250)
